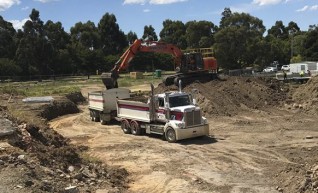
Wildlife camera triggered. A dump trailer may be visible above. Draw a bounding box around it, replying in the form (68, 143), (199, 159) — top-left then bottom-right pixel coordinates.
(88, 88), (130, 125)
(116, 84), (209, 142)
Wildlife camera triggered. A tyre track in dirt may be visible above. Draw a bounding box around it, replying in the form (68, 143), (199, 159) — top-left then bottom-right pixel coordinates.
(49, 106), (306, 193)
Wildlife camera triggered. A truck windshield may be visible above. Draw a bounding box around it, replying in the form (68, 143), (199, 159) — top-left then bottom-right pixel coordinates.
(169, 95), (191, 108)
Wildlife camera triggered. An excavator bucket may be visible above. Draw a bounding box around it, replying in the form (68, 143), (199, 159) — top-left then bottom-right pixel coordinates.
(101, 73), (118, 89)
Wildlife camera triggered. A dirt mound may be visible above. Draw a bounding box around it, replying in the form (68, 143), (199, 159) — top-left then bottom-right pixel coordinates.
(65, 91), (86, 105)
(155, 77), (286, 116)
(275, 146), (318, 193)
(0, 97), (129, 193)
(40, 97), (79, 121)
(291, 76), (318, 114)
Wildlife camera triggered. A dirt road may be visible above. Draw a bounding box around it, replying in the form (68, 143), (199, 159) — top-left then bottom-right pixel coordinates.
(50, 104), (318, 193)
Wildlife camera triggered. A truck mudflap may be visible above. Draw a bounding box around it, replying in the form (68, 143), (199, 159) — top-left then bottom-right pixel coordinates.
(175, 124), (209, 141)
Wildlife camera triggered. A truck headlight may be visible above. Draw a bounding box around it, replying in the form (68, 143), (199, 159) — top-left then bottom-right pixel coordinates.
(175, 122), (185, 129)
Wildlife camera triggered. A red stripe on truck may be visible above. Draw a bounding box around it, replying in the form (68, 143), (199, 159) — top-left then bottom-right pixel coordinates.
(118, 104), (149, 111)
(89, 99), (104, 103)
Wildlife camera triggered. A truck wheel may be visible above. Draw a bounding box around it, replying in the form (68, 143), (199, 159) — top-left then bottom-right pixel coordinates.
(165, 128), (177, 143)
(94, 113), (100, 122)
(130, 121), (141, 135)
(100, 119), (107, 125)
(90, 111), (94, 121)
(121, 119), (131, 134)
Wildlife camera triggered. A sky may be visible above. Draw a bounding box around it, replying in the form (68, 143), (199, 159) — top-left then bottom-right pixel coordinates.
(1, 0), (318, 38)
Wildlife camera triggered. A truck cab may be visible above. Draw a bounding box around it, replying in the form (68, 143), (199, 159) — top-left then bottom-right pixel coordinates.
(117, 89), (209, 143)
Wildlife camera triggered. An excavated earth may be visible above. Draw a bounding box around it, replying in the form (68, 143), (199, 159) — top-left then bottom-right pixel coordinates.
(0, 92), (128, 193)
(0, 76), (318, 193)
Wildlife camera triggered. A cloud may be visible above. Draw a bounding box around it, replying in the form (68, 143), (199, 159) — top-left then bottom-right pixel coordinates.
(297, 5), (318, 12)
(0, 0), (21, 11)
(252, 0), (283, 6)
(21, 6), (29, 10)
(143, 9), (150, 12)
(149, 0), (187, 4)
(9, 18), (29, 30)
(34, 0), (59, 3)
(123, 0), (146, 5)
(123, 0), (187, 5)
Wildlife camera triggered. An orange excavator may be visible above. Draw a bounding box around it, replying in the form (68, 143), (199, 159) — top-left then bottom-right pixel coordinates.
(101, 39), (217, 89)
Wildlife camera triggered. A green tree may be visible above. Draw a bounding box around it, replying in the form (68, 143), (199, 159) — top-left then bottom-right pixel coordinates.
(303, 25), (318, 61)
(142, 25), (158, 41)
(70, 21), (100, 49)
(98, 13), (128, 55)
(159, 19), (186, 49)
(127, 31), (138, 44)
(0, 58), (21, 78)
(185, 20), (217, 48)
(214, 9), (265, 69)
(0, 16), (16, 59)
(44, 20), (71, 74)
(15, 9), (54, 78)
(268, 21), (288, 40)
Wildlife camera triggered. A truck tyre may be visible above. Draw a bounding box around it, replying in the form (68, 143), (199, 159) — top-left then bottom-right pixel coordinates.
(89, 110), (94, 121)
(130, 121), (141, 135)
(121, 119), (131, 134)
(94, 113), (100, 122)
(165, 128), (177, 143)
(100, 119), (107, 125)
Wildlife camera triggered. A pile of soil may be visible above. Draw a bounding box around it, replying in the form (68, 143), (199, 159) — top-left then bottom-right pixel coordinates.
(155, 77), (286, 116)
(0, 92), (129, 193)
(40, 98), (80, 121)
(275, 146), (318, 193)
(65, 91), (87, 105)
(290, 76), (318, 114)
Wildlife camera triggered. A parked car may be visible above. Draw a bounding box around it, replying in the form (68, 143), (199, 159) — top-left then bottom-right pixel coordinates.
(263, 67), (277, 73)
(281, 65), (290, 71)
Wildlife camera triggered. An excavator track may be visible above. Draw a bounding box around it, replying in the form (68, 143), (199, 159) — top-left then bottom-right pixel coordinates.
(163, 71), (218, 87)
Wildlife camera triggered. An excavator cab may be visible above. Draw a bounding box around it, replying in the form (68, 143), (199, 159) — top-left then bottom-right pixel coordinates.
(181, 53), (204, 72)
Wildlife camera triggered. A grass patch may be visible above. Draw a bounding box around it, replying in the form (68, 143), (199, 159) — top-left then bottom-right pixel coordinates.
(0, 71), (171, 96)
(0, 81), (81, 97)
(118, 74), (162, 87)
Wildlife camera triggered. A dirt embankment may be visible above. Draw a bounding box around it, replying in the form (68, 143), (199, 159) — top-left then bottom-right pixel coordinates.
(154, 76), (318, 193)
(155, 76), (286, 117)
(1, 77), (318, 193)
(0, 92), (129, 193)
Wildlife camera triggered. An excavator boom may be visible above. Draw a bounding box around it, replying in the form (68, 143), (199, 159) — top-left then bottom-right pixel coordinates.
(101, 39), (218, 89)
(102, 39), (183, 89)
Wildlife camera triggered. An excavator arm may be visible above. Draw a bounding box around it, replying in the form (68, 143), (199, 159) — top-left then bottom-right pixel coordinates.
(101, 39), (184, 89)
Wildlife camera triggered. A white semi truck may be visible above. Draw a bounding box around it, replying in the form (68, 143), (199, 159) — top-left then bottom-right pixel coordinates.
(116, 84), (209, 142)
(88, 88), (130, 125)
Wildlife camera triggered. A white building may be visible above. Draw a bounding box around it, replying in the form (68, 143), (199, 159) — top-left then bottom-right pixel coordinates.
(290, 61), (318, 75)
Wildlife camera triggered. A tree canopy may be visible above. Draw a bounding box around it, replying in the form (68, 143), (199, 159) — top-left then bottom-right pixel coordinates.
(0, 8), (317, 79)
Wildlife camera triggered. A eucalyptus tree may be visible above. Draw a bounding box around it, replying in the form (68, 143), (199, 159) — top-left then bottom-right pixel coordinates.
(142, 25), (158, 41)
(15, 9), (50, 77)
(98, 13), (128, 55)
(127, 31), (138, 44)
(159, 19), (186, 49)
(185, 20), (217, 48)
(214, 8), (266, 69)
(303, 25), (318, 61)
(44, 20), (71, 74)
(0, 16), (16, 59)
(70, 21), (104, 73)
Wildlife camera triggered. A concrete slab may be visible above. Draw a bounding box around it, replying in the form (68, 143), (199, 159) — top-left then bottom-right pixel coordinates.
(0, 117), (17, 137)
